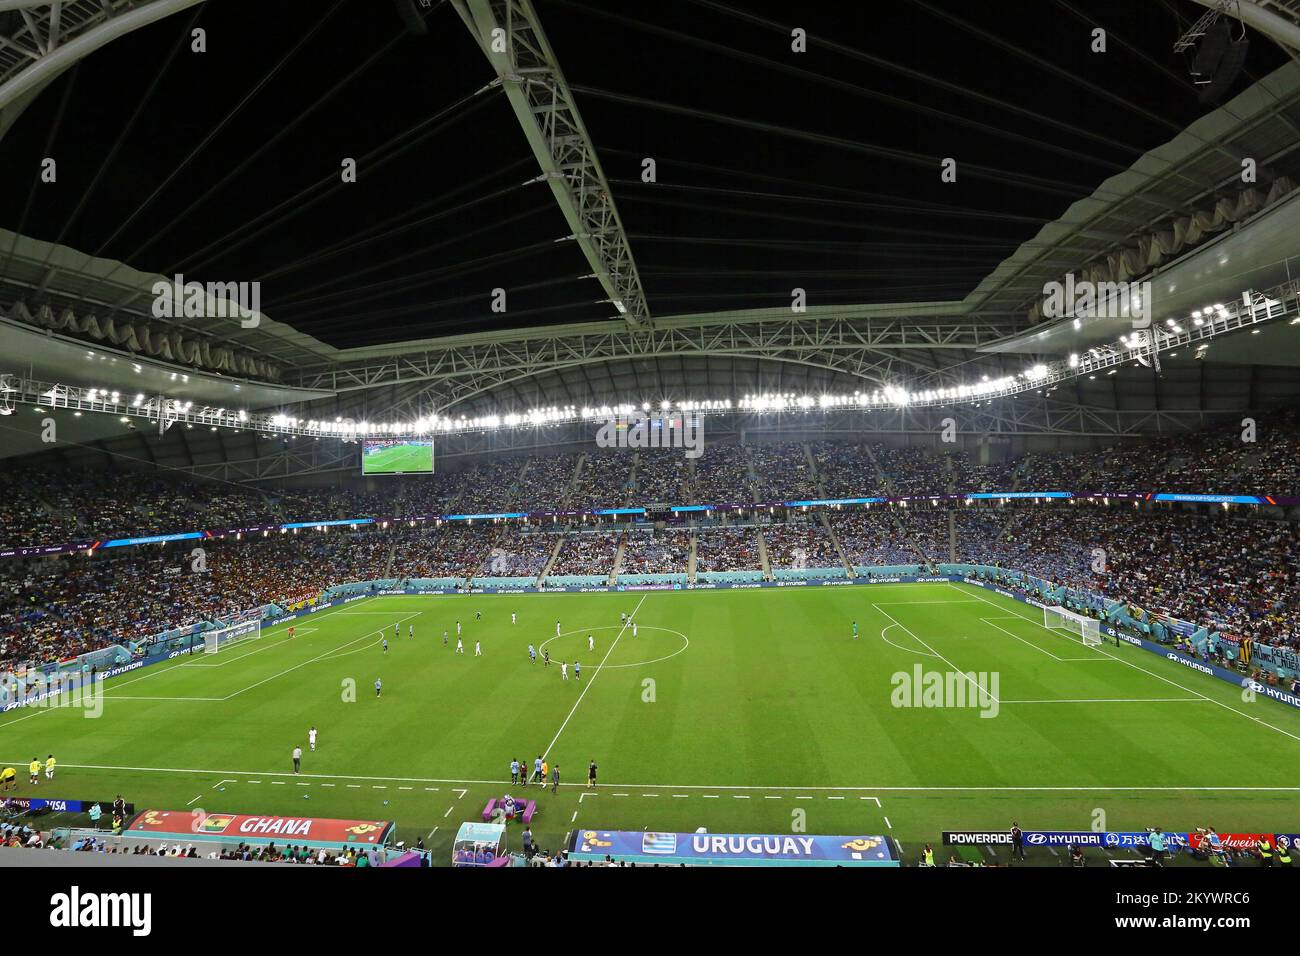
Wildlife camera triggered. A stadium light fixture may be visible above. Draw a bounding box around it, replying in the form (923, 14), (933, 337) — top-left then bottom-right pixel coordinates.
(1, 278), (1291, 440)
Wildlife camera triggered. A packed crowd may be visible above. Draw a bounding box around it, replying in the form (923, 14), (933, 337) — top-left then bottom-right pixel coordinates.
(55, 836), (395, 865)
(1090, 510), (1298, 646)
(482, 528), (556, 578)
(633, 452), (689, 503)
(7, 413), (1294, 555)
(953, 504), (1096, 581)
(0, 817), (46, 849)
(549, 530), (622, 576)
(694, 527), (760, 572)
(809, 441), (885, 499)
(949, 452), (1008, 494)
(619, 529), (692, 574)
(450, 459), (528, 514)
(514, 454), (579, 513)
(955, 503), (1299, 650)
(748, 443), (818, 501)
(992, 410), (1300, 495)
(689, 445), (753, 504)
(0, 466), (282, 549)
(571, 452), (633, 511)
(763, 521), (841, 569)
(897, 507), (950, 563)
(829, 510), (922, 567)
(0, 529), (397, 668)
(320, 472), (464, 519)
(876, 445), (952, 497)
(390, 524), (495, 579)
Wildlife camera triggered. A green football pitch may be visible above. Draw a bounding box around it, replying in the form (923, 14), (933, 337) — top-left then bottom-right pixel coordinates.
(361, 442), (433, 474)
(3, 582), (1298, 865)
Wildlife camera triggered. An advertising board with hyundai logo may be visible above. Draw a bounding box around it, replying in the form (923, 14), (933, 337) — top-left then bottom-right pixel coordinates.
(944, 830), (1294, 852)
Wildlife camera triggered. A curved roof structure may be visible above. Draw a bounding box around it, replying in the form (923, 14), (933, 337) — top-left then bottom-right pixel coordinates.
(1, 0), (1299, 475)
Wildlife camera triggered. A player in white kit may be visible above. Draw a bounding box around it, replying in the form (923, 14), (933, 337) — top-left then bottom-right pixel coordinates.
(632, 623), (638, 638)
(561, 662), (568, 680)
(475, 640), (482, 657)
(588, 634), (594, 652)
(456, 637), (464, 654)
(308, 726), (318, 752)
(556, 620), (561, 637)
(511, 612), (517, 625)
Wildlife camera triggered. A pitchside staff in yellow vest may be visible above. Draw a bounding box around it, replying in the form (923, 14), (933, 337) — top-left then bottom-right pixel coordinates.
(1258, 835), (1273, 866)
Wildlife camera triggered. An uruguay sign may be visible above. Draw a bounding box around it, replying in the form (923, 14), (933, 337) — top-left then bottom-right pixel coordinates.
(567, 830), (898, 866)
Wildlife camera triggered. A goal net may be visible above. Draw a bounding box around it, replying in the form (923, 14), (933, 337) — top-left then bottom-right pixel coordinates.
(1044, 606), (1102, 646)
(204, 616), (262, 654)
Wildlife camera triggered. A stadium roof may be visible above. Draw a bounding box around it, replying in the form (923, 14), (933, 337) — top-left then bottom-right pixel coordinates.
(1, 0), (1299, 470)
(0, 1), (1292, 340)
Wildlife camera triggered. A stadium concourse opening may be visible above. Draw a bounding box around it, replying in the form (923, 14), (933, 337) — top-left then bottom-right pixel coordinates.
(0, 0), (1298, 911)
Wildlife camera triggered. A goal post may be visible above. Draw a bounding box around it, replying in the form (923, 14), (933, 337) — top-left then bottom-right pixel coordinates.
(1043, 605), (1103, 647)
(204, 616), (262, 654)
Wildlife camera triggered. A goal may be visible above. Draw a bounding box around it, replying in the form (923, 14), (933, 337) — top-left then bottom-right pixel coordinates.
(1043, 605), (1103, 647)
(204, 616), (262, 654)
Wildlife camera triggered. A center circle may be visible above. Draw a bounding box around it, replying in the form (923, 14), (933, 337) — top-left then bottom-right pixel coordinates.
(538, 625), (689, 668)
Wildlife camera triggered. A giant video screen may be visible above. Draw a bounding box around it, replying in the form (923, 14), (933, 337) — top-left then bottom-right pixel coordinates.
(361, 438), (434, 475)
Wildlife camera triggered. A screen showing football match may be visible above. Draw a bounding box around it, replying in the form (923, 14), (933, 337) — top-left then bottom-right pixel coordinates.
(361, 438), (434, 475)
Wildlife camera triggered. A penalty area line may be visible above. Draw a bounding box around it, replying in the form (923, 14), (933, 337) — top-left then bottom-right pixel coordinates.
(950, 582), (1300, 744)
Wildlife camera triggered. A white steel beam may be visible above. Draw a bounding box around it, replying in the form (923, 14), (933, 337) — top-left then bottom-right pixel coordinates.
(453, 0), (650, 327)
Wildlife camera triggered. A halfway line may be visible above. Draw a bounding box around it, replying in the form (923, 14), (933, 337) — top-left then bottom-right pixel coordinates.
(541, 593), (646, 761)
